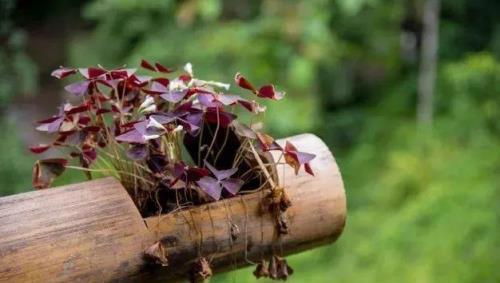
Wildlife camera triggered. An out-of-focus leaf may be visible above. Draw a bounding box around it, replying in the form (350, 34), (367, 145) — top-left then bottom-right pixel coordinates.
(51, 67), (77, 79)
(155, 62), (174, 73)
(127, 144), (148, 160)
(36, 116), (64, 133)
(140, 59), (156, 71)
(78, 67), (107, 79)
(29, 144), (51, 154)
(32, 158), (67, 189)
(64, 81), (90, 96)
(234, 72), (257, 93)
(258, 84), (284, 100)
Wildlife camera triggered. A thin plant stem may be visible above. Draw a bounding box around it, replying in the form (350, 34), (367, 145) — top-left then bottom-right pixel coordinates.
(204, 107), (221, 162)
(248, 141), (277, 189)
(65, 165), (154, 186)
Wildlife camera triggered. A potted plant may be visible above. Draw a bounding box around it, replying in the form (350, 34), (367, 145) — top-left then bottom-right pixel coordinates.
(24, 60), (345, 282)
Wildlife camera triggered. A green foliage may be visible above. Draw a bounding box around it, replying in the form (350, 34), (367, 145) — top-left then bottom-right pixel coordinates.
(0, 1), (38, 109)
(212, 54), (500, 282)
(0, 120), (35, 196)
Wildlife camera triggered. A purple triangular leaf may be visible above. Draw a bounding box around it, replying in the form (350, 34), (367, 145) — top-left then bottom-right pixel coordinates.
(197, 93), (218, 107)
(115, 129), (146, 144)
(127, 144), (148, 160)
(64, 81), (90, 96)
(196, 176), (222, 200)
(296, 151), (316, 165)
(36, 117), (64, 133)
(150, 114), (176, 125)
(221, 178), (243, 195)
(150, 81), (168, 93)
(161, 89), (188, 103)
(204, 161), (238, 181)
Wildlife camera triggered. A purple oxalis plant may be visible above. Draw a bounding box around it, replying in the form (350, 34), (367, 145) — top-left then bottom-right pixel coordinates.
(30, 60), (316, 216)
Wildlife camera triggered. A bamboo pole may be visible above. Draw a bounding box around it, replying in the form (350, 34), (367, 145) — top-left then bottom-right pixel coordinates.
(0, 134), (346, 282)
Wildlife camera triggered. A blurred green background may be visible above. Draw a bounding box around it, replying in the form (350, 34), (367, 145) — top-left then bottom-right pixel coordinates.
(1, 0), (499, 282)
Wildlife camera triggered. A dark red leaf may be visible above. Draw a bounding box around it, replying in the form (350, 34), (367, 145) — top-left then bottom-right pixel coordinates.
(152, 77), (170, 87)
(78, 116), (91, 125)
(51, 67), (77, 79)
(257, 84), (284, 100)
(179, 74), (191, 82)
(237, 99), (266, 113)
(79, 67), (107, 79)
(96, 108), (111, 115)
(204, 108), (236, 127)
(140, 59), (156, 71)
(82, 126), (101, 133)
(29, 144), (51, 154)
(155, 62), (174, 73)
(186, 167), (209, 182)
(83, 147), (97, 162)
(172, 162), (209, 184)
(304, 162), (314, 176)
(234, 72), (257, 93)
(37, 116), (62, 124)
(111, 104), (120, 113)
(65, 104), (89, 115)
(109, 68), (136, 79)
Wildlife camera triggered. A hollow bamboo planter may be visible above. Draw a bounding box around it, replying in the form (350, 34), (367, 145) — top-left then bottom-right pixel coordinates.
(0, 134), (346, 282)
